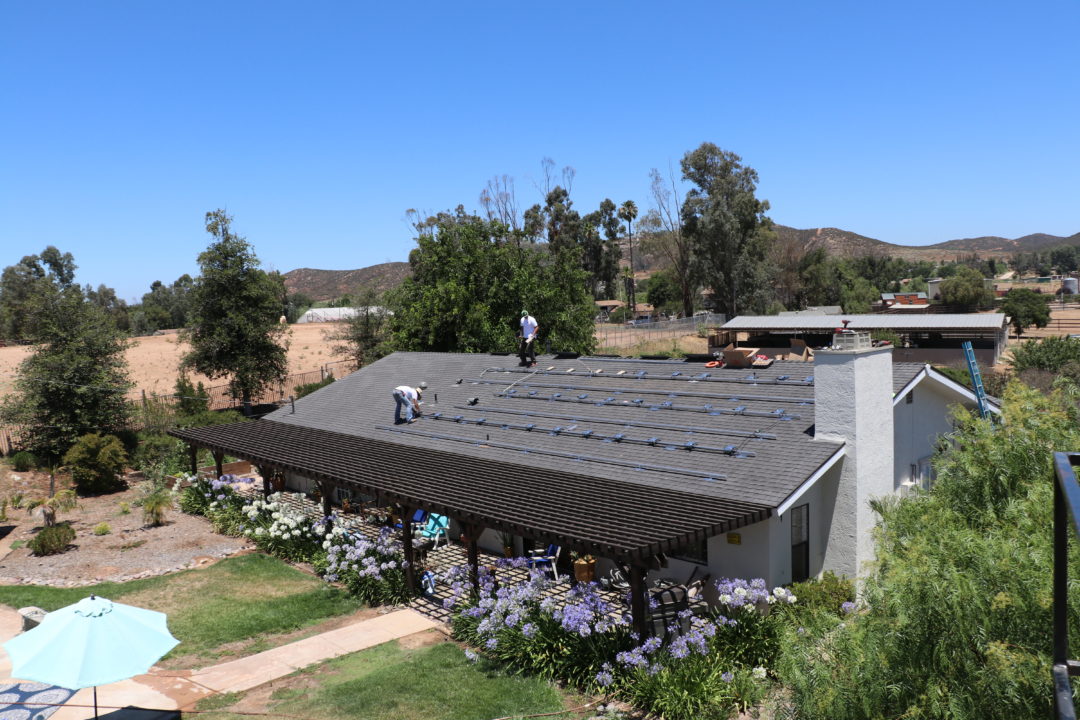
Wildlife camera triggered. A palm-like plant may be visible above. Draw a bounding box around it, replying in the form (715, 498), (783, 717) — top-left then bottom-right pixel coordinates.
(618, 200), (639, 315)
(26, 489), (77, 528)
(137, 465), (175, 527)
(141, 486), (174, 527)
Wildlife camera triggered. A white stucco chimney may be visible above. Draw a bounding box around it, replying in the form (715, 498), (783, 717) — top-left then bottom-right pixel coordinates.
(814, 331), (893, 578)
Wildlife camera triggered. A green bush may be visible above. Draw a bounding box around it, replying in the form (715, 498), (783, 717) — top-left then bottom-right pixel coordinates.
(63, 433), (128, 494)
(9, 451), (35, 472)
(776, 383), (1080, 720)
(28, 524), (76, 556)
(294, 375), (334, 399)
(778, 571), (854, 619)
(132, 433), (187, 474)
(1010, 335), (1080, 374)
(93, 522), (111, 535)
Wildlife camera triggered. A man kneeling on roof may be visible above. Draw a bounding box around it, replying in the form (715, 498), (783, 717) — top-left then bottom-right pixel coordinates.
(392, 381), (427, 424)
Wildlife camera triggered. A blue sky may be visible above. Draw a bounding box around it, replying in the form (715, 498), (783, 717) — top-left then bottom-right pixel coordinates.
(2, 1), (1077, 301)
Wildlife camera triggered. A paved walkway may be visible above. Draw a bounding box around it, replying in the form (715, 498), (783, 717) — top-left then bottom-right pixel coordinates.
(0, 606), (442, 719)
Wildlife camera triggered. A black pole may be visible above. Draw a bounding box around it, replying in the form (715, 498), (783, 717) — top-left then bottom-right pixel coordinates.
(1054, 466), (1068, 670)
(94, 685), (99, 719)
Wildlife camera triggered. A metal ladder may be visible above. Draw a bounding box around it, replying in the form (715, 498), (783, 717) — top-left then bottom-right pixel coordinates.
(962, 341), (990, 419)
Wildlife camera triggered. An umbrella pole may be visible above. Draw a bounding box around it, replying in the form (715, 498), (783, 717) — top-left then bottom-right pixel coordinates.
(94, 685), (99, 719)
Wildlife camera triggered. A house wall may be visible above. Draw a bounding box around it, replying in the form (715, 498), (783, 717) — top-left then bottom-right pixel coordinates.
(657, 461), (841, 591)
(893, 379), (958, 491)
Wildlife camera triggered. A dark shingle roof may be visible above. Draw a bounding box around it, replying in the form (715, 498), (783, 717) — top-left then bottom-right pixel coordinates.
(261, 353), (845, 508)
(171, 419), (770, 561)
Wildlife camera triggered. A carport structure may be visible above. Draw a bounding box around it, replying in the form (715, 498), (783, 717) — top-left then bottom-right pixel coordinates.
(169, 419), (770, 638)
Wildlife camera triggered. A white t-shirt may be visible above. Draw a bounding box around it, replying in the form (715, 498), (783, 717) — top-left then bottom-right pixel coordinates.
(520, 315), (538, 339)
(394, 385), (419, 402)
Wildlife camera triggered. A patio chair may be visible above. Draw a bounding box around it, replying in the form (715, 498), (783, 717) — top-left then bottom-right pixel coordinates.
(648, 585), (690, 639)
(526, 544), (561, 580)
(415, 513), (450, 548)
(395, 508), (428, 530)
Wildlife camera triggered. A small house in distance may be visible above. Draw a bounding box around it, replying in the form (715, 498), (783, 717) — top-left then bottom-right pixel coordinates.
(879, 291), (929, 311)
(171, 331), (995, 633)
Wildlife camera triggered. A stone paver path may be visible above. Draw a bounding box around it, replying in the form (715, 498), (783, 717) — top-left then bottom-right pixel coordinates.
(0, 607), (442, 720)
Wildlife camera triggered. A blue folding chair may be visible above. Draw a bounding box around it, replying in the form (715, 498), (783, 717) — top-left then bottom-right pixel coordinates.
(395, 508), (428, 530)
(526, 544), (561, 580)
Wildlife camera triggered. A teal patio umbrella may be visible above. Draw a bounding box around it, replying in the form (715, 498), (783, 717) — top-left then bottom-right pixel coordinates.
(4, 595), (179, 718)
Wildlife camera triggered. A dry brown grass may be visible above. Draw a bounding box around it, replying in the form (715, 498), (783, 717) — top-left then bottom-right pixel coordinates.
(0, 323), (342, 401)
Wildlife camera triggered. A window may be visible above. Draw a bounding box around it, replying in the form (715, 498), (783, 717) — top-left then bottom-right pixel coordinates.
(791, 504), (809, 583)
(906, 389), (914, 404)
(917, 455), (936, 491)
(673, 539), (708, 565)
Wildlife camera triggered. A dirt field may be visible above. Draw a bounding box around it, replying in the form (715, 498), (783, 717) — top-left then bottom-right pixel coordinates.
(0, 323), (343, 400)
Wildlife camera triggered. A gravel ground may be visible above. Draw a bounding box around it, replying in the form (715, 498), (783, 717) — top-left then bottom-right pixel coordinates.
(0, 471), (251, 587)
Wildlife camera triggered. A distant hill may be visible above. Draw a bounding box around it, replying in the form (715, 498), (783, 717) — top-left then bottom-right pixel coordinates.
(283, 262), (411, 302)
(282, 228), (1079, 300)
(773, 225), (1080, 262)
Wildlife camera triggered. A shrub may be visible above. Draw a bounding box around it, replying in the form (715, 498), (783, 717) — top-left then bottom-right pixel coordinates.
(137, 482), (174, 527)
(779, 571), (854, 619)
(294, 376), (334, 399)
(63, 433), (128, 494)
(10, 451), (35, 472)
(0, 499), (7, 522)
(776, 383), (1080, 720)
(118, 501), (130, 515)
(93, 522), (111, 535)
(1010, 335), (1080, 373)
(9, 492), (24, 509)
(319, 527), (411, 605)
(132, 433), (187, 474)
(448, 564), (785, 720)
(28, 523), (75, 556)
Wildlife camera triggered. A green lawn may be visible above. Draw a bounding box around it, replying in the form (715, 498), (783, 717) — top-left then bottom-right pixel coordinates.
(0, 553), (363, 662)
(200, 640), (568, 720)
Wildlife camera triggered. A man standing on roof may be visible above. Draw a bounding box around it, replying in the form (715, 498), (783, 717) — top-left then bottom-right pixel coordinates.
(392, 381), (427, 424)
(518, 310), (538, 367)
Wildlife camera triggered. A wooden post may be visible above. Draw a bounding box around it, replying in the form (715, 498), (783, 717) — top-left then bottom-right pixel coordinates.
(262, 470), (271, 498)
(212, 451), (224, 479)
(400, 505), (417, 596)
(188, 445), (198, 475)
(320, 480), (334, 535)
(462, 522), (484, 598)
(630, 564), (648, 640)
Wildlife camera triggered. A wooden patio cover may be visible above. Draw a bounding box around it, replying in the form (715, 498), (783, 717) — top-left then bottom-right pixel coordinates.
(169, 419), (771, 563)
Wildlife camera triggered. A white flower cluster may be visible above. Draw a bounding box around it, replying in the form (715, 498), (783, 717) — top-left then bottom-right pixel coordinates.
(243, 493), (321, 543)
(766, 586), (797, 605)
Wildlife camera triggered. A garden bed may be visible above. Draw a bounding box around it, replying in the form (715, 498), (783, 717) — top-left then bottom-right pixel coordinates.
(0, 468), (250, 586)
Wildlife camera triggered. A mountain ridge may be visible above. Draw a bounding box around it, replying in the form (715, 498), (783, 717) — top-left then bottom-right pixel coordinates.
(283, 227), (1080, 300)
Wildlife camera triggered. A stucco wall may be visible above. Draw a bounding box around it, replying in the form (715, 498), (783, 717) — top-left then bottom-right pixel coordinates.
(893, 378), (959, 490)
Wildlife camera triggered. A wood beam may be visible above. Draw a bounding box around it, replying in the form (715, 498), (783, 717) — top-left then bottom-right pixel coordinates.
(188, 444), (198, 475)
(212, 451), (224, 479)
(399, 504), (417, 596)
(630, 565), (648, 640)
(461, 522), (485, 598)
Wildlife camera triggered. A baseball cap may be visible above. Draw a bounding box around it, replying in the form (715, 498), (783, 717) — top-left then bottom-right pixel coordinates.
(521, 310), (528, 316)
